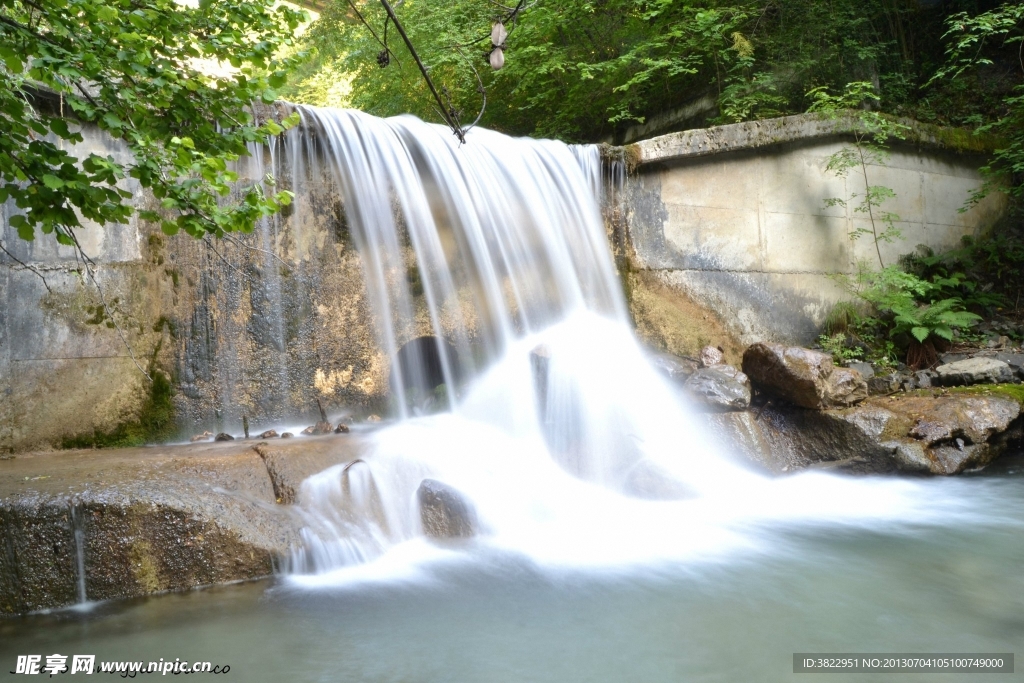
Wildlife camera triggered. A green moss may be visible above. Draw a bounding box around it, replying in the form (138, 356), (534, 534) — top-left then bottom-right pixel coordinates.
(940, 383), (1024, 406)
(61, 367), (177, 449)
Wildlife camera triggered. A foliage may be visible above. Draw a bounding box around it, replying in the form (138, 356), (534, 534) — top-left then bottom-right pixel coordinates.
(929, 3), (1024, 200)
(806, 81), (910, 267)
(290, 0), (1003, 142)
(824, 265), (982, 367)
(0, 0), (309, 246)
(293, 0), (755, 141)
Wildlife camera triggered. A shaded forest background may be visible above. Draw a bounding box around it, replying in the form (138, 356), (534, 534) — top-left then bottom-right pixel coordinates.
(284, 0), (1020, 144)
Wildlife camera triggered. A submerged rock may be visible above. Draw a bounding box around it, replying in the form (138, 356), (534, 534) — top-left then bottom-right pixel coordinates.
(190, 431), (213, 442)
(620, 459), (694, 500)
(258, 429), (279, 439)
(684, 364), (751, 411)
(280, 432), (293, 438)
(334, 424), (350, 434)
(742, 343), (867, 409)
(417, 479), (477, 539)
(214, 433), (234, 442)
(934, 357), (1014, 386)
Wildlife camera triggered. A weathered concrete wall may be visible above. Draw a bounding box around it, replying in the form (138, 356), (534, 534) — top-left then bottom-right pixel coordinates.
(0, 128), (395, 452)
(618, 113), (1009, 349)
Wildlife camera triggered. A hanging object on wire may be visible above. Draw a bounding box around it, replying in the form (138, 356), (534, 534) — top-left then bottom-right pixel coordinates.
(490, 22), (507, 70)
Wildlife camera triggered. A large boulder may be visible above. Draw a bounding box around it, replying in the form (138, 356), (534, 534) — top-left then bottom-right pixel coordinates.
(684, 365), (751, 411)
(417, 479), (477, 539)
(934, 357), (1015, 386)
(742, 343), (867, 409)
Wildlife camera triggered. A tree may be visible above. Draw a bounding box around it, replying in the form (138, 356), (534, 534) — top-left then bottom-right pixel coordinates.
(0, 0), (308, 252)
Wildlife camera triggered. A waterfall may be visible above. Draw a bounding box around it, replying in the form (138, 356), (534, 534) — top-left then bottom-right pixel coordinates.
(278, 108), (919, 578)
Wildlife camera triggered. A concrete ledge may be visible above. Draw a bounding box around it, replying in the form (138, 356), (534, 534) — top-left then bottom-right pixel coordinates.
(0, 436), (363, 614)
(629, 112), (997, 166)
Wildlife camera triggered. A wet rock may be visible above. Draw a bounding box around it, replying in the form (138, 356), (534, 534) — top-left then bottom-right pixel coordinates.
(868, 373), (901, 395)
(258, 430), (279, 439)
(914, 370), (934, 389)
(301, 425), (315, 435)
(846, 361), (875, 380)
(190, 431), (213, 442)
(417, 479), (477, 539)
(253, 439), (364, 505)
(648, 352), (698, 384)
(934, 357), (1014, 386)
(621, 459), (694, 500)
(684, 364), (751, 411)
(366, 415), (382, 423)
(280, 432), (293, 438)
(334, 424), (350, 434)
(214, 433), (234, 442)
(310, 421), (334, 435)
(698, 345), (725, 368)
(721, 393), (1022, 476)
(0, 438), (367, 614)
(741, 343), (867, 409)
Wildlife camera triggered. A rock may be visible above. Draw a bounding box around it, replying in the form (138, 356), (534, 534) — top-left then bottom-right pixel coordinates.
(190, 431), (212, 442)
(621, 459), (694, 500)
(995, 353), (1024, 379)
(684, 364), (751, 411)
(258, 430), (278, 439)
(366, 415), (382, 423)
(310, 421), (333, 435)
(280, 432), (293, 438)
(648, 352), (699, 384)
(301, 426), (315, 435)
(417, 479), (477, 539)
(846, 361), (875, 380)
(252, 439), (365, 505)
(868, 373), (901, 395)
(214, 433), (234, 442)
(698, 345), (725, 368)
(0, 438), (367, 614)
(939, 352), (970, 365)
(914, 370), (934, 389)
(334, 424), (350, 434)
(720, 393), (1022, 476)
(741, 343), (867, 409)
(934, 357), (1015, 386)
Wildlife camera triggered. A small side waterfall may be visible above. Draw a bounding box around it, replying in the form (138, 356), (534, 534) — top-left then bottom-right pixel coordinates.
(70, 504), (87, 604)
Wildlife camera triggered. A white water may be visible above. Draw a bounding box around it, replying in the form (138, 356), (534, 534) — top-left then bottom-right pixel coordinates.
(280, 109), (980, 584)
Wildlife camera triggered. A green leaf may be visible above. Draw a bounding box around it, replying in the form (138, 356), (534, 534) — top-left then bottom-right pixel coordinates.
(42, 175), (65, 190)
(96, 6), (119, 21)
(910, 326), (930, 343)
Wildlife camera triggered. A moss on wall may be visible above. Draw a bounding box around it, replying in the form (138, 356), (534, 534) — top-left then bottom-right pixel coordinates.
(60, 363), (177, 449)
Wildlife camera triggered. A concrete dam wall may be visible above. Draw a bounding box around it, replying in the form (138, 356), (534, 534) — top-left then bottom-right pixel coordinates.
(617, 113), (1007, 354)
(0, 112), (1007, 451)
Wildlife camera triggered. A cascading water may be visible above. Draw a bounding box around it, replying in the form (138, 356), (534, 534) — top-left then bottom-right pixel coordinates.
(277, 107), (944, 580)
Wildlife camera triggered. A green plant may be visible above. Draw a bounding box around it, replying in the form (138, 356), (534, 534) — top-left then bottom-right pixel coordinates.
(852, 266), (981, 343)
(818, 332), (864, 364)
(1, 0), (308, 247)
(807, 82), (910, 268)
